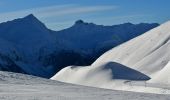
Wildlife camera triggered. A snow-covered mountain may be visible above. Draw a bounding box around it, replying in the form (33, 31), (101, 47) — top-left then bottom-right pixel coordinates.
(0, 14), (56, 77)
(91, 21), (170, 77)
(45, 19), (159, 73)
(54, 20), (159, 54)
(0, 14), (159, 78)
(0, 14), (56, 60)
(52, 21), (170, 92)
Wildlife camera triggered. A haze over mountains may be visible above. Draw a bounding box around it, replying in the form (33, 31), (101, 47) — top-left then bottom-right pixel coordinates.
(0, 14), (159, 78)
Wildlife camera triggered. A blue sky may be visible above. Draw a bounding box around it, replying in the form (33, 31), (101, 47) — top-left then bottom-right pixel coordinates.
(0, 0), (169, 30)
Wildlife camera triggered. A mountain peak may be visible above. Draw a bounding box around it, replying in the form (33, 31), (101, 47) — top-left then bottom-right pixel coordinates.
(20, 14), (48, 30)
(74, 20), (97, 27)
(22, 14), (42, 24)
(75, 20), (85, 24)
(24, 14), (37, 19)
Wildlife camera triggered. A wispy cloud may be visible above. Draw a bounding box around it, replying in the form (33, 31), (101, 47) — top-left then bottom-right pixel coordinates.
(0, 4), (75, 21)
(0, 4), (117, 23)
(38, 5), (116, 18)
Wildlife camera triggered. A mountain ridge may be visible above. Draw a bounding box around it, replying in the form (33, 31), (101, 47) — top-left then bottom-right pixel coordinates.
(0, 14), (159, 78)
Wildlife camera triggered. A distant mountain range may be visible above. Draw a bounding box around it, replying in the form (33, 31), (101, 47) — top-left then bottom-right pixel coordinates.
(0, 14), (159, 78)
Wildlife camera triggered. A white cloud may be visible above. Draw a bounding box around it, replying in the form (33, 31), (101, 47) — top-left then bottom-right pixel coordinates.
(0, 4), (75, 22)
(0, 4), (117, 23)
(37, 5), (117, 18)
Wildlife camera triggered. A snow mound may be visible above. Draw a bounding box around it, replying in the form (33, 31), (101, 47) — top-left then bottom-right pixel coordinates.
(51, 62), (150, 88)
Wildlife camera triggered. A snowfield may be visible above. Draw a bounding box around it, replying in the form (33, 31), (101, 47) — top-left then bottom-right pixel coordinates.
(0, 71), (170, 100)
(52, 21), (170, 94)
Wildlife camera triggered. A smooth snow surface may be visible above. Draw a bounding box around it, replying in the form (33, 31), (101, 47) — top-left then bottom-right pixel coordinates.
(0, 71), (170, 100)
(52, 21), (170, 94)
(149, 62), (170, 84)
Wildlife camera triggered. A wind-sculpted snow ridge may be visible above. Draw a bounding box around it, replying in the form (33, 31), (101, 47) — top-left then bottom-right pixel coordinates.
(52, 21), (170, 94)
(0, 71), (170, 100)
(52, 62), (150, 84)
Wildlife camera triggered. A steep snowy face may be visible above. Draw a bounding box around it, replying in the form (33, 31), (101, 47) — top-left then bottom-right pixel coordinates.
(92, 21), (170, 77)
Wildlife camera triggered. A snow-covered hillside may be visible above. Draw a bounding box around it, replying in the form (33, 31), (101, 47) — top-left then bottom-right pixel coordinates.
(0, 71), (170, 100)
(92, 21), (170, 77)
(52, 21), (170, 93)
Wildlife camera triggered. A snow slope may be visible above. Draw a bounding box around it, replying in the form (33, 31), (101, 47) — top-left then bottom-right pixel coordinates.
(92, 21), (170, 77)
(149, 61), (170, 84)
(0, 71), (170, 100)
(52, 21), (170, 93)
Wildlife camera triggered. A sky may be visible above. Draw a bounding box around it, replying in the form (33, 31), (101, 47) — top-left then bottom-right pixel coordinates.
(0, 0), (169, 30)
